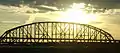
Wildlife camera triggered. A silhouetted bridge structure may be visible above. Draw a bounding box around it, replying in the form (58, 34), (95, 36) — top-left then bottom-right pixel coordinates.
(0, 21), (120, 46)
(1, 22), (120, 53)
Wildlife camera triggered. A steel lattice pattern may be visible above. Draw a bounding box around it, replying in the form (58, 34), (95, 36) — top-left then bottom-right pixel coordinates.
(0, 22), (116, 44)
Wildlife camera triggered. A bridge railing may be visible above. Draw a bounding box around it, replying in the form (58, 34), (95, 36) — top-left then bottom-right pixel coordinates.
(0, 37), (119, 44)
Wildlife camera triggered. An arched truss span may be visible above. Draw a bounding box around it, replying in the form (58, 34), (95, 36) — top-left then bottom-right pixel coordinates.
(0, 22), (114, 43)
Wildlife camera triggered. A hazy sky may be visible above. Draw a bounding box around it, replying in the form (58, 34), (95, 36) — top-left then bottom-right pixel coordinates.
(0, 0), (120, 9)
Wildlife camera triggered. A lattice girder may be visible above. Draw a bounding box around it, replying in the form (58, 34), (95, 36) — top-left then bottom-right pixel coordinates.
(0, 22), (114, 43)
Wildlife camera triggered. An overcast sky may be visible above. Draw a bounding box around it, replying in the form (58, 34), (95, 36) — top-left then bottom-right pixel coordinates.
(0, 0), (120, 9)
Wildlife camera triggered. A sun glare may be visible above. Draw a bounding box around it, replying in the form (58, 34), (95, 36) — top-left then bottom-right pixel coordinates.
(71, 3), (85, 9)
(58, 3), (97, 24)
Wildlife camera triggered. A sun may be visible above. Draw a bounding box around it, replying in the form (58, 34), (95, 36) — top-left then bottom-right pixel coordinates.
(58, 3), (97, 24)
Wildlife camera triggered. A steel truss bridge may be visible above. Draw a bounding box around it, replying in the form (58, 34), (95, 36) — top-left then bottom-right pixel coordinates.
(0, 22), (120, 46)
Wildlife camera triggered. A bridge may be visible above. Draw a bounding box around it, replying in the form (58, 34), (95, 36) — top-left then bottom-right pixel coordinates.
(0, 22), (120, 47)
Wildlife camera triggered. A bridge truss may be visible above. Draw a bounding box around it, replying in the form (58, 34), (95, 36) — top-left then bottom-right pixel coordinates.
(0, 22), (119, 46)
